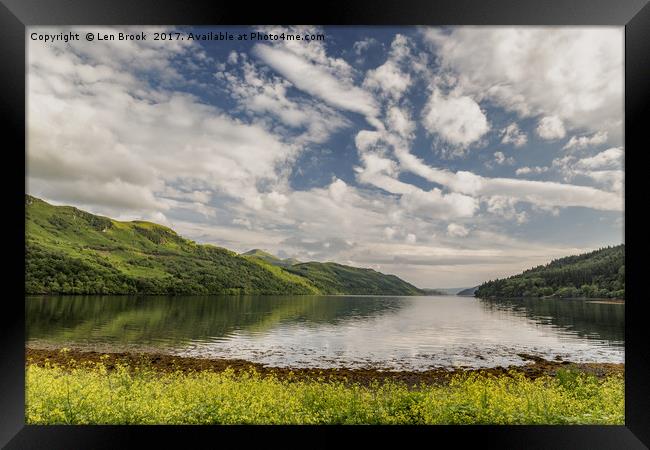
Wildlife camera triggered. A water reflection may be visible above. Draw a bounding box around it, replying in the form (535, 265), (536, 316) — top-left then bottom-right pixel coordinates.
(26, 295), (405, 345)
(477, 297), (624, 344)
(26, 295), (624, 370)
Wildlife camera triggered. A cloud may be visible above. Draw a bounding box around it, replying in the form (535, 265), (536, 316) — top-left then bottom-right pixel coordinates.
(493, 151), (514, 166)
(386, 106), (415, 141)
(393, 147), (622, 211)
(485, 196), (528, 224)
(536, 116), (566, 140)
(362, 35), (413, 102)
(422, 27), (623, 142)
(500, 122), (527, 148)
(405, 233), (417, 244)
(354, 153), (479, 220)
(252, 40), (379, 122)
(353, 37), (379, 55)
(552, 147), (623, 192)
(363, 61), (411, 101)
(447, 223), (469, 237)
(421, 88), (490, 151)
(563, 131), (609, 151)
(575, 147), (623, 170)
(220, 56), (350, 144)
(28, 27), (301, 220)
(27, 26), (625, 289)
(515, 166), (549, 176)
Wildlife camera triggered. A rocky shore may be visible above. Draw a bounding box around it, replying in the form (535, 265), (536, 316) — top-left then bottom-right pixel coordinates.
(26, 346), (624, 388)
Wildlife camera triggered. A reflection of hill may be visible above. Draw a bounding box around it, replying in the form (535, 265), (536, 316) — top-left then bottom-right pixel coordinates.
(26, 295), (405, 345)
(478, 298), (624, 344)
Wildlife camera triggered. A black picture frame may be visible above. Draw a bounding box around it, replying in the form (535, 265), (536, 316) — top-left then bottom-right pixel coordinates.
(2, 0), (648, 447)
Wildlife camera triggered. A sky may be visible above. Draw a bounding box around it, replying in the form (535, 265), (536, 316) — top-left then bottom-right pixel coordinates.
(26, 26), (624, 288)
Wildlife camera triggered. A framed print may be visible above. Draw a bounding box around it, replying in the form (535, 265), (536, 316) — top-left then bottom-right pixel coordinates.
(1, 0), (649, 447)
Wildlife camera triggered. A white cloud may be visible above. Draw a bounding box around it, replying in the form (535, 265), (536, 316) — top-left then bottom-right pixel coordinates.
(227, 51), (239, 64)
(363, 61), (411, 101)
(447, 223), (469, 237)
(421, 88), (490, 151)
(362, 35), (413, 102)
(354, 153), (479, 220)
(515, 166), (549, 176)
(386, 106), (415, 141)
(536, 115), (566, 140)
(552, 147), (623, 192)
(221, 57), (350, 144)
(422, 27), (623, 142)
(563, 131), (609, 151)
(252, 40), (379, 122)
(393, 148), (621, 211)
(575, 147), (623, 170)
(500, 122), (527, 148)
(27, 26), (625, 289)
(405, 233), (417, 244)
(493, 151), (514, 166)
(485, 196), (528, 224)
(28, 27), (300, 220)
(383, 226), (397, 240)
(353, 37), (378, 55)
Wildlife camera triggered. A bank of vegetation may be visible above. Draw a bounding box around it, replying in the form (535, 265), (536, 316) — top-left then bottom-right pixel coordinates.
(26, 356), (623, 425)
(25, 195), (421, 296)
(475, 245), (624, 299)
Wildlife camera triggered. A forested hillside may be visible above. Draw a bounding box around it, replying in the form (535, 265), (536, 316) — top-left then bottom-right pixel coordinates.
(25, 196), (421, 296)
(475, 245), (624, 299)
(285, 262), (423, 295)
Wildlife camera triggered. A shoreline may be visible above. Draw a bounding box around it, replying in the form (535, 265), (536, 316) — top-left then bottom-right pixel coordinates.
(26, 346), (624, 388)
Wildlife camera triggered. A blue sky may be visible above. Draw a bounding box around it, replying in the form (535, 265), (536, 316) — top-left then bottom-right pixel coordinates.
(27, 26), (624, 287)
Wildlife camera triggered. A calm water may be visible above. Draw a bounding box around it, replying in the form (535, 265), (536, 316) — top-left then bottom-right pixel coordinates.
(26, 295), (624, 370)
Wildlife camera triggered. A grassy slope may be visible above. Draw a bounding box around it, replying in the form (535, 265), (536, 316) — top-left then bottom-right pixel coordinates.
(475, 245), (625, 299)
(241, 249), (301, 268)
(25, 196), (317, 295)
(25, 196), (422, 295)
(287, 262), (423, 295)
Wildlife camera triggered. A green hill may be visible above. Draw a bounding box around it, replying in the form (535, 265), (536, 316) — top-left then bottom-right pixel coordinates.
(25, 195), (422, 296)
(475, 245), (624, 299)
(241, 249), (298, 267)
(285, 262), (422, 295)
(242, 249), (422, 295)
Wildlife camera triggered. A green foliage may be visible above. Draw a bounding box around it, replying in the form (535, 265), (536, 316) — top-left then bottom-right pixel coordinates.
(25, 195), (421, 296)
(476, 245), (624, 299)
(26, 362), (624, 425)
(241, 249), (294, 267)
(286, 262), (423, 295)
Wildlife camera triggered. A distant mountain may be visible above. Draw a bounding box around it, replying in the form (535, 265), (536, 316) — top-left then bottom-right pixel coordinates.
(25, 195), (422, 296)
(241, 249), (298, 267)
(421, 288), (448, 295)
(475, 245), (624, 299)
(243, 249), (422, 295)
(457, 287), (478, 296)
(285, 262), (423, 296)
(446, 287), (473, 295)
(425, 287), (474, 295)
